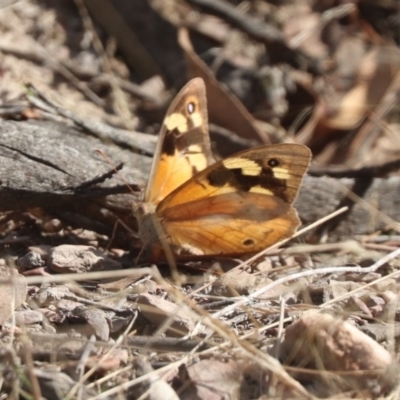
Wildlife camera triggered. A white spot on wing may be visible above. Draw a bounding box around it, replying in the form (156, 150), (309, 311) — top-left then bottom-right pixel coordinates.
(223, 158), (261, 176)
(272, 167), (290, 180)
(250, 186), (273, 195)
(187, 144), (208, 171)
(190, 112), (202, 128)
(165, 113), (187, 132)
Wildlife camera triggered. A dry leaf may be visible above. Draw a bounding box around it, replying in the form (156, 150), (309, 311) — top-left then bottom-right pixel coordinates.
(216, 269), (259, 296)
(48, 245), (121, 274)
(179, 359), (244, 400)
(138, 294), (197, 337)
(25, 369), (96, 400)
(325, 47), (400, 130)
(178, 28), (269, 144)
(134, 356), (179, 400)
(74, 307), (110, 341)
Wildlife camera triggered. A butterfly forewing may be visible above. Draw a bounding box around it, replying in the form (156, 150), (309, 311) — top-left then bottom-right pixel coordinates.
(144, 78), (214, 206)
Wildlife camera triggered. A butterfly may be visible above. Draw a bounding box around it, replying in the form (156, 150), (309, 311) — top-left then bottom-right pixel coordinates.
(134, 78), (311, 257)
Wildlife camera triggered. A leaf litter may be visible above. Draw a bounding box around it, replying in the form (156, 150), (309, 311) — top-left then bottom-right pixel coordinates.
(0, 0), (400, 399)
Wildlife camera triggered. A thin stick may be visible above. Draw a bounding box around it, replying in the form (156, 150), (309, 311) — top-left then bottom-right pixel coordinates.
(2, 268), (154, 286)
(213, 247), (400, 319)
(320, 259), (400, 308)
(67, 312), (138, 398)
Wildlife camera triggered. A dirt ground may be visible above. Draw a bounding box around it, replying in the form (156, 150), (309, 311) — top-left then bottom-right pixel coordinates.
(1, 0), (400, 399)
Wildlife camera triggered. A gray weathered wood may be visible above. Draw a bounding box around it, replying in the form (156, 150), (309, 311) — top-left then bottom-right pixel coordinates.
(0, 119), (399, 240)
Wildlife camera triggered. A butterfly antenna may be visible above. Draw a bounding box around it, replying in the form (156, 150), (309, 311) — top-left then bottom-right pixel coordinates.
(94, 149), (140, 250)
(134, 245), (146, 266)
(94, 149), (139, 196)
(106, 218), (136, 251)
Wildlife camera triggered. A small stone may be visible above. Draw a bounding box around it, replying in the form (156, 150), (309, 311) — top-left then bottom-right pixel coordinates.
(27, 245), (52, 261)
(42, 218), (63, 233)
(14, 310), (44, 325)
(17, 252), (44, 270)
(48, 245), (121, 274)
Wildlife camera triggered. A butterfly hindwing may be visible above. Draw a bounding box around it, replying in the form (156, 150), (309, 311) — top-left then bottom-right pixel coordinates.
(160, 192), (297, 255)
(157, 144), (311, 255)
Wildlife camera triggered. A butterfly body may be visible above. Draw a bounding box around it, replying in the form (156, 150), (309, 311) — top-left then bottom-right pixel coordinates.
(134, 78), (311, 257)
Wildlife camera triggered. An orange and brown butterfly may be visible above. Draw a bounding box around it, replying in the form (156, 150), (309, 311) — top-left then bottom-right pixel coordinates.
(133, 78), (311, 258)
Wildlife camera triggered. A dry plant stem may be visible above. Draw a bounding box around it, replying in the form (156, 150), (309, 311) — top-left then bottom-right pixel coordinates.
(67, 312), (138, 398)
(187, 0), (282, 43)
(0, 0), (25, 12)
(214, 247), (400, 319)
(76, 334), (96, 380)
(85, 291), (224, 400)
(74, 0), (135, 131)
(227, 333), (313, 399)
(285, 366), (385, 377)
(9, 268), (154, 286)
(288, 105), (314, 139)
(199, 316), (295, 359)
(0, 41), (159, 105)
(274, 296), (285, 359)
(8, 270), (17, 349)
(59, 292), (125, 313)
(28, 332), (203, 354)
(139, 313), (295, 385)
(251, 316), (295, 337)
(4, 348), (24, 400)
(86, 365), (132, 390)
(136, 369), (179, 400)
(348, 69), (400, 164)
(88, 357), (192, 400)
(320, 265), (400, 309)
(153, 276), (313, 398)
(385, 292), (397, 355)
(93, 330), (313, 400)
(364, 243), (399, 252)
(328, 177), (400, 233)
(289, 3), (356, 48)
(22, 340), (42, 400)
(84, 0), (161, 80)
(34, 42), (104, 107)
(27, 84), (157, 154)
(11, 268), (308, 399)
(274, 241), (366, 256)
(101, 269), (313, 399)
